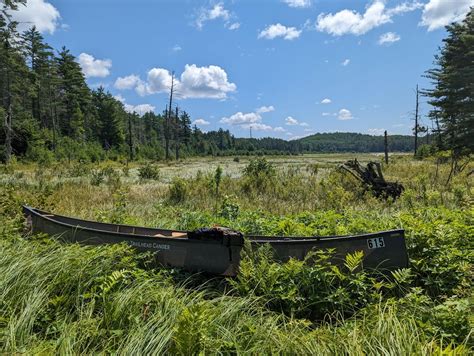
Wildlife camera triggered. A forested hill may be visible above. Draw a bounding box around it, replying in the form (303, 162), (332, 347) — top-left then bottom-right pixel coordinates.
(297, 133), (415, 153)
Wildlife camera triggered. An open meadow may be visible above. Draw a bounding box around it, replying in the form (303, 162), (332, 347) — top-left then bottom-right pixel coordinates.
(0, 153), (472, 354)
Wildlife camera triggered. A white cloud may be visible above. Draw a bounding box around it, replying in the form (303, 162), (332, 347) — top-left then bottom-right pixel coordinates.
(221, 112), (261, 125)
(322, 112), (332, 116)
(316, 0), (422, 36)
(195, 2), (236, 30)
(342, 59), (350, 66)
(178, 64), (237, 99)
(258, 23), (302, 40)
(114, 75), (141, 90)
(125, 104), (155, 116)
(145, 68), (174, 94)
(338, 108), (353, 120)
(420, 0), (473, 31)
(114, 95), (155, 115)
(368, 128), (385, 135)
(77, 53), (112, 78)
(256, 105), (275, 113)
(378, 32), (401, 45)
(274, 126), (286, 132)
(284, 116), (308, 126)
(9, 0), (60, 34)
(192, 119), (210, 126)
(172, 44), (182, 52)
(228, 22), (240, 30)
(131, 64), (236, 99)
(321, 98), (332, 104)
(282, 0), (311, 8)
(221, 105), (276, 131)
(242, 123), (273, 131)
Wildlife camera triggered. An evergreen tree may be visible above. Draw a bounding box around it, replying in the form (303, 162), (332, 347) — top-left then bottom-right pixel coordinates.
(425, 9), (474, 158)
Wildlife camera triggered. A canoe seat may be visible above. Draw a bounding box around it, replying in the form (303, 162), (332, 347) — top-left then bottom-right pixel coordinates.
(153, 232), (187, 238)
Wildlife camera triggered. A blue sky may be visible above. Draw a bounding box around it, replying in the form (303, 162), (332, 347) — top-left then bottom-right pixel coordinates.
(9, 0), (474, 138)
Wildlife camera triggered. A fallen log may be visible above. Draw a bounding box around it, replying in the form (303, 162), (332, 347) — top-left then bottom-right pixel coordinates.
(340, 159), (404, 200)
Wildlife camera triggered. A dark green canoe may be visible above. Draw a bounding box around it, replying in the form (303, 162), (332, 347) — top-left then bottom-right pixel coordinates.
(23, 205), (409, 276)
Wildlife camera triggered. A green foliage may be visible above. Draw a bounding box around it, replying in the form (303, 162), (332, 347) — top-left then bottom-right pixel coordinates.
(425, 9), (474, 157)
(138, 163), (160, 181)
(0, 155), (472, 353)
(168, 178), (188, 203)
(242, 157), (276, 193)
(231, 244), (411, 320)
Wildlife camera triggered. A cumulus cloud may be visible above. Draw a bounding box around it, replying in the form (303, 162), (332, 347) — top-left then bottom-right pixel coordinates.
(242, 123), (273, 131)
(274, 126), (286, 132)
(285, 116), (308, 126)
(179, 64), (237, 99)
(420, 0), (473, 31)
(172, 44), (182, 52)
(341, 59), (350, 66)
(192, 119), (210, 126)
(228, 22), (240, 30)
(220, 112), (261, 125)
(126, 104), (155, 116)
(114, 94), (155, 115)
(285, 116), (299, 125)
(378, 31), (401, 45)
(321, 98), (332, 104)
(128, 64), (236, 99)
(77, 53), (112, 78)
(195, 2), (238, 30)
(368, 128), (385, 135)
(114, 75), (141, 90)
(338, 108), (353, 120)
(8, 0), (60, 34)
(322, 112), (332, 116)
(220, 106), (278, 131)
(256, 105), (275, 113)
(282, 0), (311, 8)
(258, 23), (302, 40)
(316, 0), (423, 36)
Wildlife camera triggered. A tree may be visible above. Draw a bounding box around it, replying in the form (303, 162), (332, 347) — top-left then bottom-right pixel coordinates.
(425, 9), (474, 163)
(0, 0), (28, 163)
(92, 87), (124, 149)
(56, 46), (91, 138)
(21, 26), (53, 127)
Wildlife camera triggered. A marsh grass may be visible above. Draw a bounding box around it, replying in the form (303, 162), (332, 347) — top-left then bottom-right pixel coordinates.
(0, 153), (472, 354)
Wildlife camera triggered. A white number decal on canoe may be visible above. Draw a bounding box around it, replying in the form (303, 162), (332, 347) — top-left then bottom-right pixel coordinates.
(367, 237), (385, 249)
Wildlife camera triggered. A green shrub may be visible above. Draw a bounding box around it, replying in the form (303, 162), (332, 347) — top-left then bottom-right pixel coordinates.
(168, 178), (188, 203)
(138, 163), (160, 181)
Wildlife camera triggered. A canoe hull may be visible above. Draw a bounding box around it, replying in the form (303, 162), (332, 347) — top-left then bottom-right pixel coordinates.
(23, 206), (409, 276)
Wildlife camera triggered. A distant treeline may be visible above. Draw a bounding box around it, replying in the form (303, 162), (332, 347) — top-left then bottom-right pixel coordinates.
(1, 1), (471, 164)
(0, 2), (415, 164)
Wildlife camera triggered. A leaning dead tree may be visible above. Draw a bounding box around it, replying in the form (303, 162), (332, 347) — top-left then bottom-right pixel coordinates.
(340, 159), (404, 200)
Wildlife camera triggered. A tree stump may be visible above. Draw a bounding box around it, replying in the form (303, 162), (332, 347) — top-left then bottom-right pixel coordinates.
(340, 159), (404, 200)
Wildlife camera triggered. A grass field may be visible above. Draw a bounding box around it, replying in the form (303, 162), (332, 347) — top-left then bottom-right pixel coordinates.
(0, 153), (472, 354)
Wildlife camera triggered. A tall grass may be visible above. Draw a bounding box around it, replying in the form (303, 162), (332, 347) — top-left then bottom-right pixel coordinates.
(0, 154), (472, 354)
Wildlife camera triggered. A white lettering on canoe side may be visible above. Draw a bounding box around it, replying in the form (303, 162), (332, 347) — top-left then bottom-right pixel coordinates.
(128, 240), (171, 250)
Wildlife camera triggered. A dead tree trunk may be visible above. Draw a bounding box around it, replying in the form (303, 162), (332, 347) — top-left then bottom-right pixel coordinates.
(340, 159), (404, 200)
(384, 130), (388, 165)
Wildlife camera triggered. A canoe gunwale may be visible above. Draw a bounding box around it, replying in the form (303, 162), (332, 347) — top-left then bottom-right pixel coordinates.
(23, 205), (405, 244)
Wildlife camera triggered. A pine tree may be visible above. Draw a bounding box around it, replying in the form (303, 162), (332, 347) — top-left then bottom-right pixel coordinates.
(425, 9), (474, 159)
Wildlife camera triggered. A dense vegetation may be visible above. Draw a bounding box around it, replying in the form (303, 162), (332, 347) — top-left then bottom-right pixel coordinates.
(0, 2), (473, 354)
(0, 155), (472, 354)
